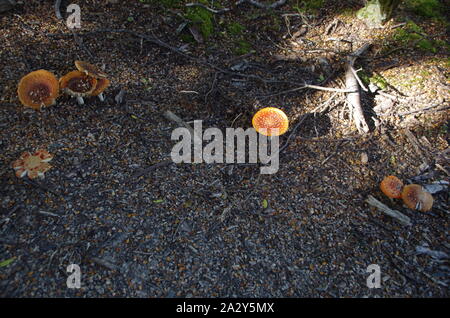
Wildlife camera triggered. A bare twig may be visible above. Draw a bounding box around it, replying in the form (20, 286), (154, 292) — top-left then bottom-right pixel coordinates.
(185, 2), (231, 14)
(38, 210), (61, 217)
(349, 66), (368, 92)
(366, 195), (411, 226)
(259, 83), (356, 99)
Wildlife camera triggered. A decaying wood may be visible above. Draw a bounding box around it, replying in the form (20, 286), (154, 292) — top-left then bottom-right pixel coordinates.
(366, 195), (412, 226)
(346, 44), (371, 134)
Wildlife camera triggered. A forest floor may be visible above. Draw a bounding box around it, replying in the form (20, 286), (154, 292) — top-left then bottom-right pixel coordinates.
(0, 0), (449, 297)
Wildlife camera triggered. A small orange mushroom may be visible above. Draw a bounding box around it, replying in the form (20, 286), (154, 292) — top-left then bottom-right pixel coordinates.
(75, 60), (108, 79)
(401, 184), (434, 212)
(12, 149), (53, 179)
(17, 70), (59, 109)
(252, 107), (289, 136)
(75, 61), (110, 101)
(380, 175), (404, 199)
(59, 71), (97, 105)
(90, 78), (110, 102)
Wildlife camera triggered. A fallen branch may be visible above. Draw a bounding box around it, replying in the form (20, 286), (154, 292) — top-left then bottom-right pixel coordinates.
(366, 195), (411, 226)
(54, 0), (62, 19)
(259, 83), (356, 99)
(346, 43), (371, 134)
(38, 210), (61, 217)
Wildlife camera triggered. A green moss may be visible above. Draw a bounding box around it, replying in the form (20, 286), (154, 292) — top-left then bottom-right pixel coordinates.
(416, 38), (437, 52)
(405, 0), (443, 18)
(185, 1), (214, 38)
(234, 40), (252, 55)
(360, 71), (389, 90)
(294, 0), (325, 14)
(180, 33), (196, 43)
(370, 74), (389, 90)
(391, 21), (446, 53)
(227, 22), (245, 36)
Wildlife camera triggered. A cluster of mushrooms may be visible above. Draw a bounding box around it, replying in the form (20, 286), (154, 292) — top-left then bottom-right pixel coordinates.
(17, 60), (110, 109)
(380, 175), (434, 212)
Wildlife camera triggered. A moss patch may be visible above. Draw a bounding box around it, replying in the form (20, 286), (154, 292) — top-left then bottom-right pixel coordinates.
(227, 22), (245, 36)
(294, 0), (325, 14)
(185, 1), (215, 39)
(391, 21), (447, 53)
(234, 40), (252, 55)
(405, 0), (443, 18)
(360, 71), (389, 90)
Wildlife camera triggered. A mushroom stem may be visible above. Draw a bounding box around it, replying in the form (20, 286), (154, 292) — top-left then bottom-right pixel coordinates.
(98, 93), (105, 102)
(76, 96), (85, 105)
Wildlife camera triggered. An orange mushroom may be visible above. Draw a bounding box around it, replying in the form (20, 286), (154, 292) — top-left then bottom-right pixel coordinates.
(12, 149), (53, 179)
(380, 175), (404, 199)
(401, 184), (434, 212)
(90, 78), (110, 102)
(252, 107), (289, 136)
(75, 60), (108, 79)
(59, 70), (97, 105)
(75, 60), (110, 101)
(17, 70), (59, 109)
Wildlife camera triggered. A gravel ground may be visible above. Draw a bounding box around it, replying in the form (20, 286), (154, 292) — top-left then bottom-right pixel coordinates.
(0, 1), (449, 297)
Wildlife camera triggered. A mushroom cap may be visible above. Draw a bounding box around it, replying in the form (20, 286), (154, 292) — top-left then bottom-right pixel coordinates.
(91, 77), (110, 96)
(12, 149), (53, 179)
(418, 190), (434, 212)
(17, 70), (59, 109)
(401, 184), (434, 212)
(380, 175), (404, 199)
(59, 71), (97, 97)
(75, 60), (108, 79)
(252, 107), (289, 136)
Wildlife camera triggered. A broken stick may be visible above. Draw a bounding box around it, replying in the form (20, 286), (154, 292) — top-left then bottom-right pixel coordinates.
(366, 195), (411, 226)
(346, 44), (371, 134)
